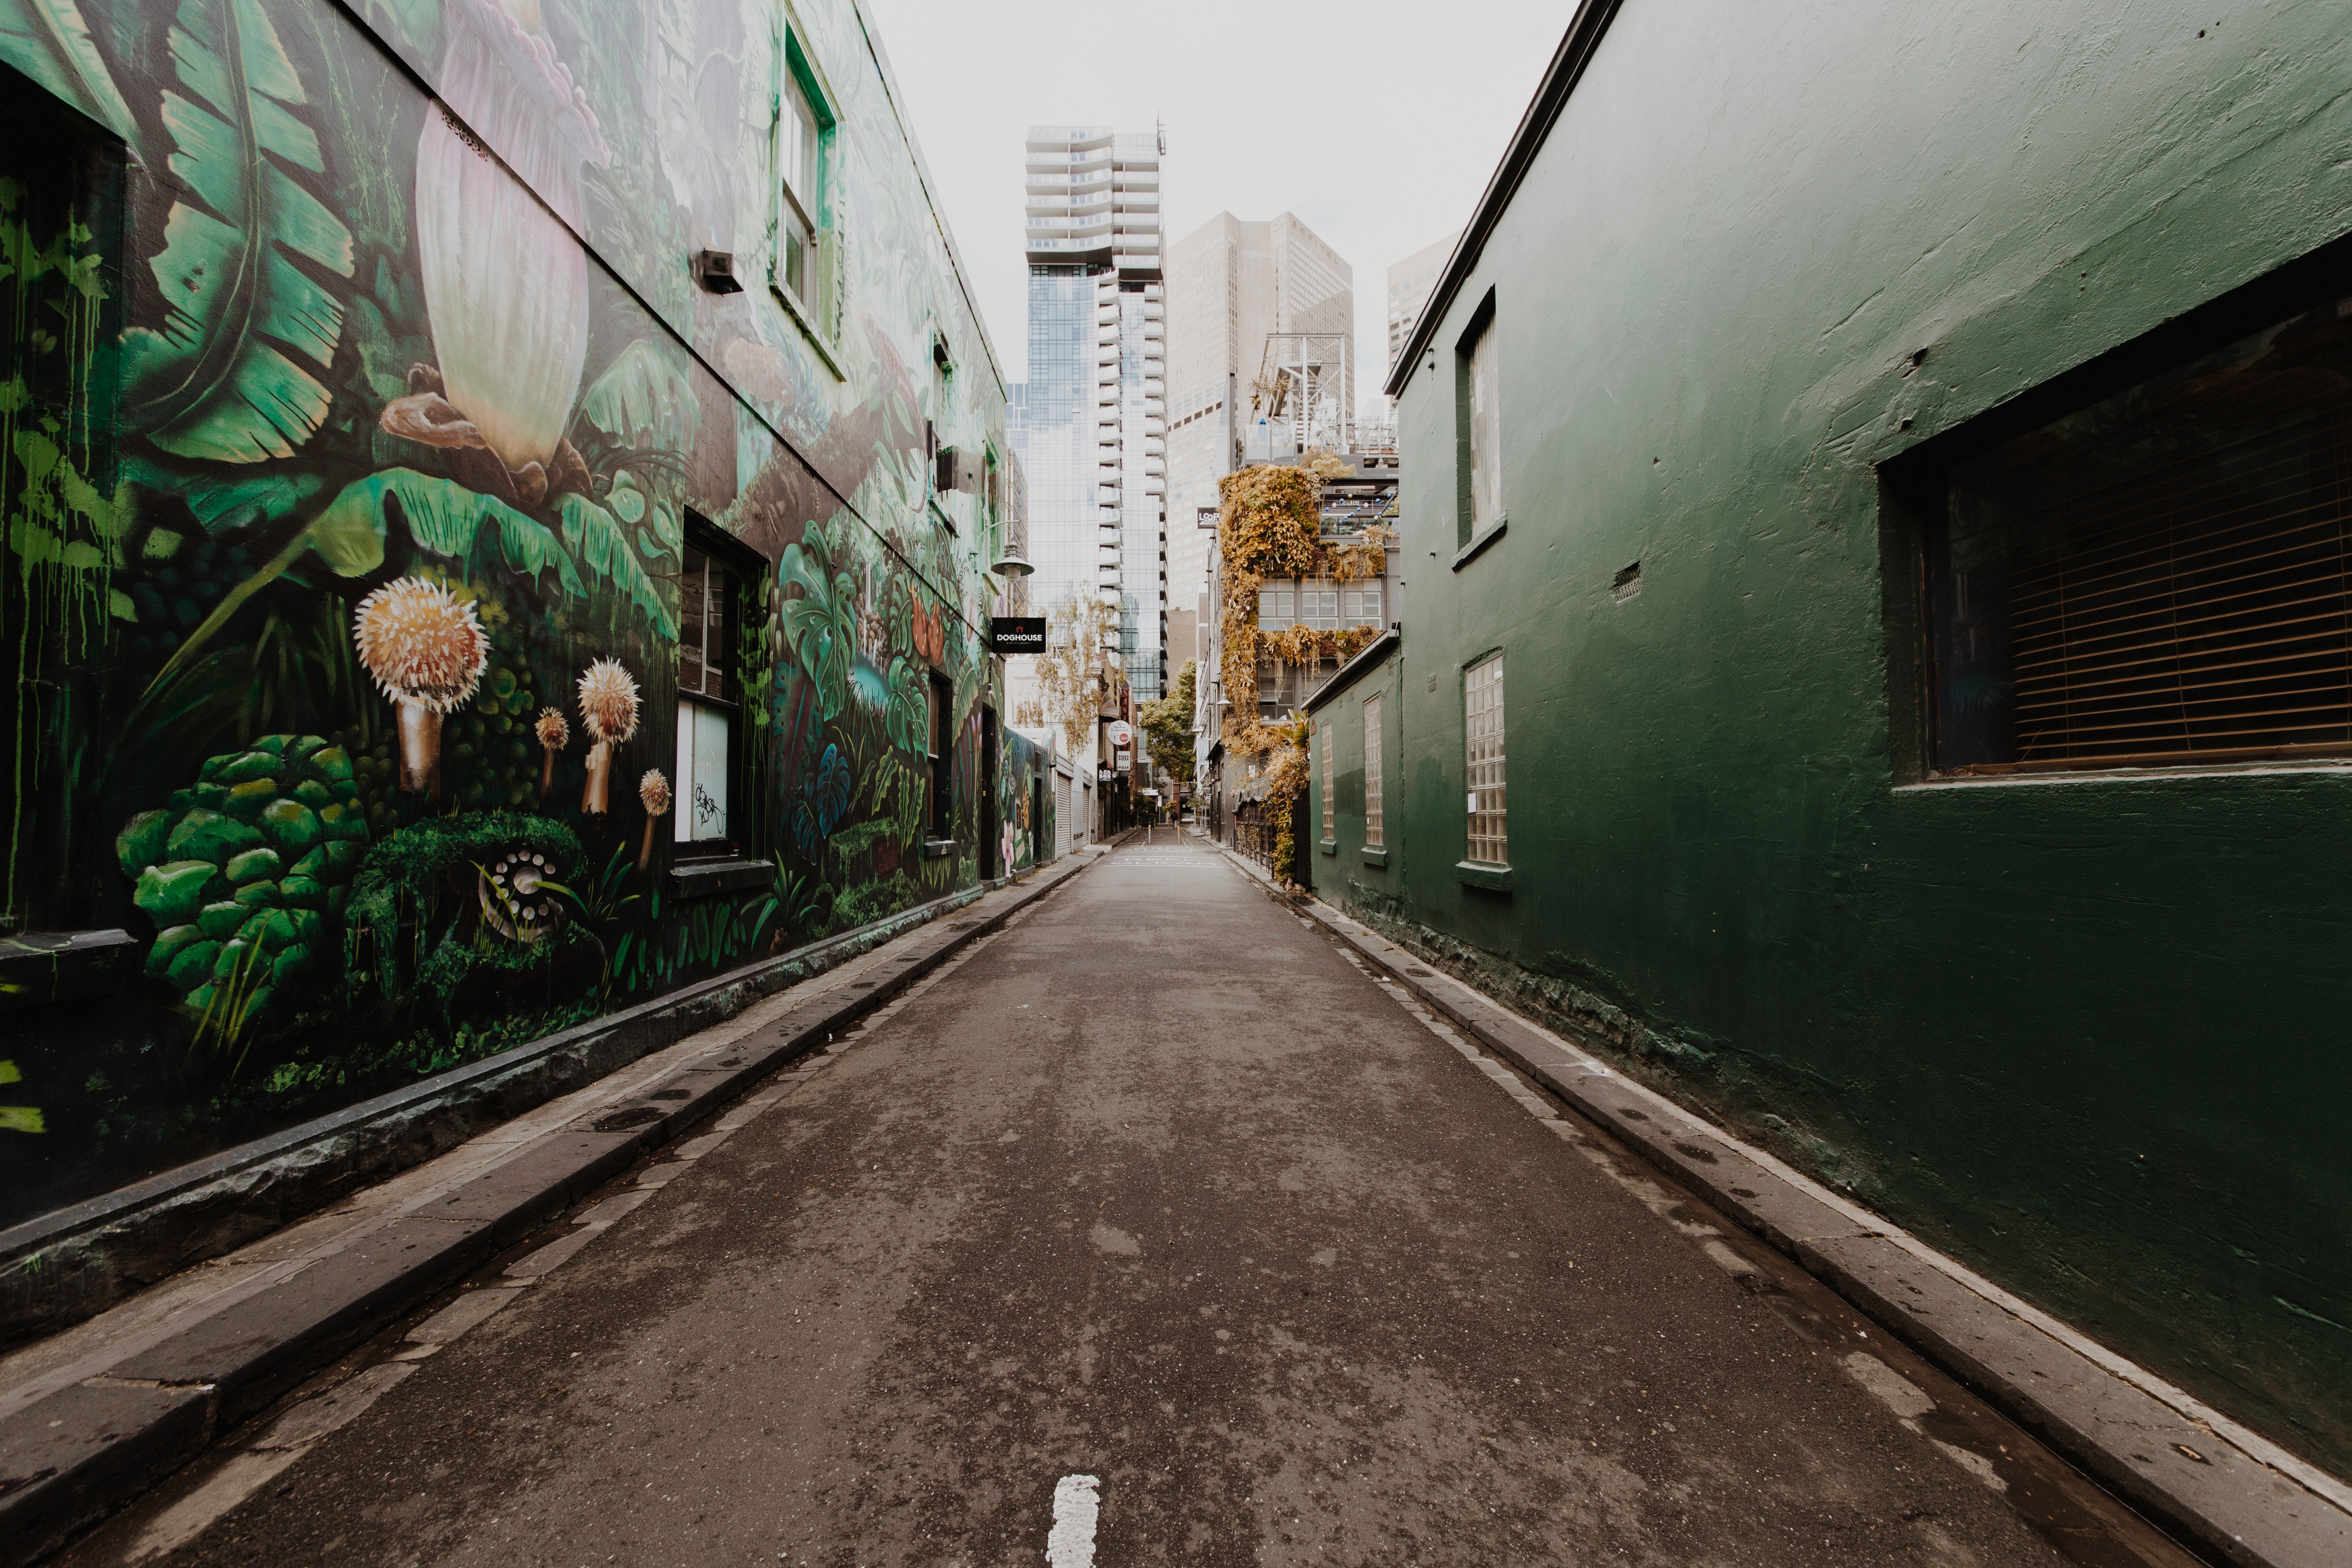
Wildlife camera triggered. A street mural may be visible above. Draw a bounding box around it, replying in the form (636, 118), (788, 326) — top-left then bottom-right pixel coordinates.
(0, 0), (1047, 1224)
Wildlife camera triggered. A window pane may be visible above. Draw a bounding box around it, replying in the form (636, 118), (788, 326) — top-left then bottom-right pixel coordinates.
(690, 702), (730, 840)
(782, 209), (811, 301)
(1469, 322), (1501, 532)
(679, 546), (707, 698)
(673, 702), (695, 843)
(782, 75), (817, 213)
(1465, 657), (1506, 865)
(1363, 695), (1384, 848)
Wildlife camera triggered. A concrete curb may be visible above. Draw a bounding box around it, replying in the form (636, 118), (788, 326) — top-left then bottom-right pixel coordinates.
(1, 875), (1041, 1348)
(0, 849), (1106, 1567)
(1209, 837), (2352, 1568)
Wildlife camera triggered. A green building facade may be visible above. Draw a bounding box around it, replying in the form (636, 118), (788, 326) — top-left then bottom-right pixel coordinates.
(1317, 0), (2352, 1470)
(0, 0), (1051, 1237)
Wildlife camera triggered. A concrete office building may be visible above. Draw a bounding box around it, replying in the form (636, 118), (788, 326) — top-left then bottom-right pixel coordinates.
(1021, 125), (1168, 700)
(1164, 213), (1354, 621)
(1385, 232), (1456, 379)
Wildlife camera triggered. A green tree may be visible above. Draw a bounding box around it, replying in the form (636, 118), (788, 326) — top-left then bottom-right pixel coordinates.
(1138, 659), (1196, 797)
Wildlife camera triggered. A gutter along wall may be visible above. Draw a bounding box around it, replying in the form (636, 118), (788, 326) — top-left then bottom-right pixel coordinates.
(0, 0), (1052, 1247)
(1361, 0), (2352, 1472)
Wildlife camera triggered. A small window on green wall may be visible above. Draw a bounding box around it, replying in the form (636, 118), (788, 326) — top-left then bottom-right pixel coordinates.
(1457, 292), (1501, 546)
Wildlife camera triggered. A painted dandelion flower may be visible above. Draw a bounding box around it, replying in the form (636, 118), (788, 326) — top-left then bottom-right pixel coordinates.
(352, 577), (490, 795)
(637, 767), (671, 872)
(577, 658), (640, 742)
(576, 658), (640, 813)
(534, 705), (569, 800)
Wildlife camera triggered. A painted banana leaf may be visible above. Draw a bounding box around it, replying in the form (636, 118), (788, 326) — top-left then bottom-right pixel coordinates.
(123, 455), (324, 535)
(575, 337), (699, 450)
(119, 0), (354, 463)
(0, 0), (135, 141)
(341, 468), (583, 598)
(559, 492), (678, 638)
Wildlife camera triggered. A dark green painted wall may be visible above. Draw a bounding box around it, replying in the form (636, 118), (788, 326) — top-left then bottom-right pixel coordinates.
(1338, 0), (2352, 1471)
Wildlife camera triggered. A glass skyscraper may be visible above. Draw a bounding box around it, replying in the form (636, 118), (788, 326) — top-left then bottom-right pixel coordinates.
(1018, 125), (1166, 701)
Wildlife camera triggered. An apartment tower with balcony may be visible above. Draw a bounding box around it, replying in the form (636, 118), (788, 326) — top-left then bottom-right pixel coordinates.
(1020, 126), (1168, 701)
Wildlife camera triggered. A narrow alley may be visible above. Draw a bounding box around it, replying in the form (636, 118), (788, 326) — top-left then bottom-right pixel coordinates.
(71, 842), (2193, 1568)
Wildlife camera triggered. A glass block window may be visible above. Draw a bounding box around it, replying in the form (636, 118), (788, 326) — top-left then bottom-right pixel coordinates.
(1320, 722), (1334, 840)
(1343, 584), (1382, 624)
(1465, 655), (1506, 865)
(1363, 694), (1384, 848)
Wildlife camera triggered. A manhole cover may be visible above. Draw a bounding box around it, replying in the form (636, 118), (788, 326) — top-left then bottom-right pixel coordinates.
(592, 1106), (662, 1131)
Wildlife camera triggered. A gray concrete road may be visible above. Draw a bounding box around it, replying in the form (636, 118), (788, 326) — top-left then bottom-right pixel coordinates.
(71, 840), (2195, 1568)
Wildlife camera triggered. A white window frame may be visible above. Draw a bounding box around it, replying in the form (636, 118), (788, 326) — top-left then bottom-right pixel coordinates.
(772, 7), (844, 377)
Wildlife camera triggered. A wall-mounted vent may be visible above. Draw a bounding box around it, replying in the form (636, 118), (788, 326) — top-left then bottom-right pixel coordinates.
(1612, 561), (1642, 603)
(695, 250), (742, 294)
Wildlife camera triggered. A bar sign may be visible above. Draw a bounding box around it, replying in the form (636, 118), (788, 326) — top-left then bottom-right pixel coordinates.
(989, 616), (1047, 653)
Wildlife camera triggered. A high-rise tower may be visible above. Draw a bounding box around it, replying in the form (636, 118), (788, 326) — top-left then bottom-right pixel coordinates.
(1163, 212), (1353, 620)
(1019, 125), (1167, 701)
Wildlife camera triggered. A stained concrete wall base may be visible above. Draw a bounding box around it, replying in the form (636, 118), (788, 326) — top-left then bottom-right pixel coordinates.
(0, 852), (1097, 1566)
(0, 878), (1045, 1349)
(1212, 841), (2352, 1568)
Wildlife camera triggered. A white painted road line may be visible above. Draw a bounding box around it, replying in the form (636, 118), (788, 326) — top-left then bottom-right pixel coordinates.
(1045, 1473), (1101, 1566)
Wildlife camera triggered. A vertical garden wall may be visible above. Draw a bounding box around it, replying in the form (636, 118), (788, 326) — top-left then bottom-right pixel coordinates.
(0, 0), (1044, 1227)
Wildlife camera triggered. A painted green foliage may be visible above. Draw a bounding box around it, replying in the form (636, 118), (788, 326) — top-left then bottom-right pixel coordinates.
(0, 0), (1050, 1226)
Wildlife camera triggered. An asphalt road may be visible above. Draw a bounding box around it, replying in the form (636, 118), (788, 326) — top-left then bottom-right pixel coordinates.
(74, 838), (2196, 1567)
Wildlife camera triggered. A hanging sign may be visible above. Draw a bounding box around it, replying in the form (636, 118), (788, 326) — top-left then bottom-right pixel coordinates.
(989, 616), (1047, 653)
(1107, 720), (1132, 749)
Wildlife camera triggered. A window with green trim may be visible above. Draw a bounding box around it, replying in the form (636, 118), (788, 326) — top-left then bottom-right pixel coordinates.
(773, 19), (840, 357)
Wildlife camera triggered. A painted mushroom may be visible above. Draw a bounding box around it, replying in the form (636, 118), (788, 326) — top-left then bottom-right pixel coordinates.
(637, 768), (670, 873)
(352, 577), (490, 796)
(534, 706), (569, 801)
(576, 658), (639, 814)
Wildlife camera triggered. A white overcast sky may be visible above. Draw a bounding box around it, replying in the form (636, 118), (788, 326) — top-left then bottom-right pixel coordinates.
(862, 0), (1569, 415)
